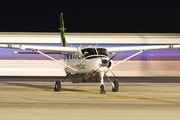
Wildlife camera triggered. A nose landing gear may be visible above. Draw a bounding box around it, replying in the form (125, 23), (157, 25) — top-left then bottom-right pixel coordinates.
(99, 72), (119, 94)
(100, 84), (106, 94)
(99, 72), (106, 94)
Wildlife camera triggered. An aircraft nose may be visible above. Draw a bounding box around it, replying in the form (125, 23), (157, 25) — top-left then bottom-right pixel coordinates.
(101, 59), (112, 68)
(102, 59), (108, 64)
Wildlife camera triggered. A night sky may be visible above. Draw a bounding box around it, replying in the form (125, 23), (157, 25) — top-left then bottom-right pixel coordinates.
(0, 1), (180, 33)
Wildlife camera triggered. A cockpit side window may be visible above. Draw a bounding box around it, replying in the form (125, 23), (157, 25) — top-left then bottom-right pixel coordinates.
(97, 48), (108, 56)
(82, 48), (97, 57)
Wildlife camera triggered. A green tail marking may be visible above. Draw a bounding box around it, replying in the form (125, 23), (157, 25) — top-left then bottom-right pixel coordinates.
(60, 13), (69, 47)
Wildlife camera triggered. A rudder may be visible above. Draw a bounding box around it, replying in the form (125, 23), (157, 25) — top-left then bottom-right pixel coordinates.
(59, 13), (69, 47)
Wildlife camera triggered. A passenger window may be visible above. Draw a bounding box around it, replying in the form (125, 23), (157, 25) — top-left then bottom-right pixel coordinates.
(70, 55), (72, 59)
(73, 54), (76, 59)
(75, 54), (78, 59)
(67, 55), (69, 59)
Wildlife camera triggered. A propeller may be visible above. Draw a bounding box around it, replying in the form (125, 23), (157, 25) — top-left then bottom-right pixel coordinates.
(86, 53), (119, 79)
(108, 52), (120, 61)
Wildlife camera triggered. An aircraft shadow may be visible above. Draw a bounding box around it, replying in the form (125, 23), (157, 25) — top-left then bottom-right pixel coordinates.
(2, 82), (89, 92)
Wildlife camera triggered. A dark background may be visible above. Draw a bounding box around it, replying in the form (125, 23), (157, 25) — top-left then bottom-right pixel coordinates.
(0, 1), (180, 33)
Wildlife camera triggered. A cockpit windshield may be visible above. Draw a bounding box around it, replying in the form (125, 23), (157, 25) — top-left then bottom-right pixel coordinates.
(97, 48), (108, 56)
(81, 48), (108, 58)
(82, 48), (96, 57)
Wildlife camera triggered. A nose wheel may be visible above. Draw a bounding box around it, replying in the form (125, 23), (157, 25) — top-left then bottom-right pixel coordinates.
(99, 72), (106, 94)
(99, 84), (106, 94)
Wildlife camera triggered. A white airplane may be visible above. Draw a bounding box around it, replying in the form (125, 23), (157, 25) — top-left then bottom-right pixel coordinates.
(1, 13), (180, 94)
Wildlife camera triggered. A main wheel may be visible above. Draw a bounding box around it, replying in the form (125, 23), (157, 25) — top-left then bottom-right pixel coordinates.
(100, 84), (106, 94)
(112, 80), (119, 92)
(54, 81), (61, 92)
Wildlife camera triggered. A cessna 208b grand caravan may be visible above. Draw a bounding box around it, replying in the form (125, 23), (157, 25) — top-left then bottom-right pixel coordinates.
(1, 13), (180, 94)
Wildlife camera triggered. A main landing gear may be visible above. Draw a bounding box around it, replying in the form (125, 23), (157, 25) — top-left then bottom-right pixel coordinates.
(112, 80), (119, 92)
(54, 73), (70, 92)
(54, 81), (61, 91)
(54, 73), (119, 94)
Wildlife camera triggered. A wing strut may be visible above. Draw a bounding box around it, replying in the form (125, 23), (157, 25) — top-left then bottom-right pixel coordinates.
(113, 50), (145, 67)
(35, 50), (77, 71)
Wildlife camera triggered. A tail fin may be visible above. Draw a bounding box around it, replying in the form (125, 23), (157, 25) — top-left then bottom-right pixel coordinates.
(59, 13), (70, 47)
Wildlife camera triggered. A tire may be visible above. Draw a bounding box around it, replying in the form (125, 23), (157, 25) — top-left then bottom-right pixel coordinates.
(100, 84), (106, 94)
(54, 81), (61, 92)
(112, 80), (119, 92)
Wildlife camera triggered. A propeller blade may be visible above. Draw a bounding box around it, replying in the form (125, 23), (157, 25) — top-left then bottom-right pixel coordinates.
(90, 67), (101, 75)
(108, 52), (119, 61)
(85, 67), (101, 79)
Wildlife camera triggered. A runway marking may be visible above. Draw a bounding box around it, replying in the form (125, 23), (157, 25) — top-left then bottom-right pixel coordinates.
(95, 96), (117, 99)
(145, 96), (167, 99)
(94, 95), (167, 100)
(118, 93), (129, 95)
(80, 91), (180, 105)
(3, 82), (178, 104)
(68, 93), (79, 94)
(17, 97), (45, 102)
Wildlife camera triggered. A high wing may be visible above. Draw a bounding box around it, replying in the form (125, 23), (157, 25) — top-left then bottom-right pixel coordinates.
(0, 44), (77, 54)
(106, 45), (180, 54)
(0, 44), (78, 71)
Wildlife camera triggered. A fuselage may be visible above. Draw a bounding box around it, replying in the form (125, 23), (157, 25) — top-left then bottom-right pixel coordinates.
(64, 46), (113, 75)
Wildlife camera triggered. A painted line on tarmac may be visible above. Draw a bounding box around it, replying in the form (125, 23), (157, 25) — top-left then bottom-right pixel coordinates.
(80, 91), (180, 105)
(17, 97), (45, 102)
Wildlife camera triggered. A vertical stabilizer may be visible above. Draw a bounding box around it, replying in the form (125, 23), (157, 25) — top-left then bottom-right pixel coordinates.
(59, 13), (70, 47)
